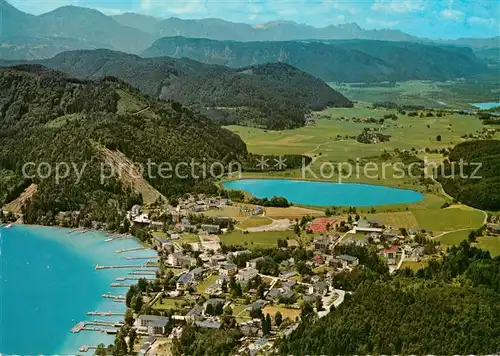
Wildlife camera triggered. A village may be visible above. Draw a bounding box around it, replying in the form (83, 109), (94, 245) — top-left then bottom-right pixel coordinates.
(105, 193), (447, 356)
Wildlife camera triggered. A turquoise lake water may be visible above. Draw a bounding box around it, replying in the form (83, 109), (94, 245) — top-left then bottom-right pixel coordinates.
(223, 179), (423, 206)
(0, 225), (157, 355)
(470, 102), (500, 110)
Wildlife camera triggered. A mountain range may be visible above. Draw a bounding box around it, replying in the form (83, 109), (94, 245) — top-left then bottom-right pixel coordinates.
(142, 37), (490, 83)
(0, 49), (352, 129)
(0, 64), (248, 223)
(1, 0), (498, 61)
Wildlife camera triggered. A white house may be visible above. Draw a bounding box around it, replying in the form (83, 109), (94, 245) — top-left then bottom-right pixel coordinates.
(134, 315), (169, 335)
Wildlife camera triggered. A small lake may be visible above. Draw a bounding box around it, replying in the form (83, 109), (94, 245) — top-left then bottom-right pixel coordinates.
(223, 179), (423, 207)
(470, 102), (500, 110)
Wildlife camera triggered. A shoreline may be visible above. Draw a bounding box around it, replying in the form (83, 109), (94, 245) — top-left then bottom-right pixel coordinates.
(0, 224), (158, 355)
(220, 175), (428, 194)
(220, 177), (425, 208)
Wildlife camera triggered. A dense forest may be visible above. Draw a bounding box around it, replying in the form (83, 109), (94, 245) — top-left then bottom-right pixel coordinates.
(142, 37), (489, 83)
(0, 65), (248, 224)
(438, 140), (500, 210)
(1, 49), (352, 129)
(277, 241), (500, 355)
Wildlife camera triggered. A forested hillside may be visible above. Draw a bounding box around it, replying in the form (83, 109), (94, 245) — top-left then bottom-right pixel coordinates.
(0, 65), (247, 224)
(439, 140), (500, 211)
(278, 241), (500, 355)
(142, 37), (488, 83)
(1, 49), (352, 129)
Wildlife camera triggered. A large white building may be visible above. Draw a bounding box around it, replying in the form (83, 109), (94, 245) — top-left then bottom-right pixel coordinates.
(134, 315), (170, 335)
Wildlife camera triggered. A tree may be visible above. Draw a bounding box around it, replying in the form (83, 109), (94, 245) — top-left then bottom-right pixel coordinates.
(275, 310), (283, 328)
(301, 301), (314, 320)
(206, 303), (214, 316)
(294, 224), (301, 235)
(114, 330), (128, 356)
(436, 135), (442, 141)
(262, 314), (271, 335)
(126, 285), (137, 307)
(95, 344), (107, 356)
(133, 295), (143, 313)
(214, 302), (224, 316)
(124, 308), (134, 326)
(129, 328), (137, 353)
(315, 296), (324, 312)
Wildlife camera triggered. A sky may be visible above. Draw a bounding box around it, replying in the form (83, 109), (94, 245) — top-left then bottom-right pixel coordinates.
(8, 0), (500, 39)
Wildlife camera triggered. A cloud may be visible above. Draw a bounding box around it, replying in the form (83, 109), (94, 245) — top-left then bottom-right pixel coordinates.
(468, 16), (498, 27)
(94, 6), (124, 15)
(140, 0), (151, 11)
(168, 1), (206, 15)
(371, 0), (425, 13)
(441, 8), (464, 20)
(331, 0), (359, 15)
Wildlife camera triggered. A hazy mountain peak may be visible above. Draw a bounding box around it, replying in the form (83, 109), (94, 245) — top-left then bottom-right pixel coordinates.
(256, 20), (300, 29)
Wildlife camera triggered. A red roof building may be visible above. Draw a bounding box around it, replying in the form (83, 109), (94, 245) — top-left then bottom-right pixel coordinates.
(313, 255), (325, 265)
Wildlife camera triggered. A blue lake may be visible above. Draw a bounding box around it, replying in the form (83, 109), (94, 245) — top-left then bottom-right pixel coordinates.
(0, 225), (157, 355)
(470, 102), (500, 110)
(223, 179), (423, 206)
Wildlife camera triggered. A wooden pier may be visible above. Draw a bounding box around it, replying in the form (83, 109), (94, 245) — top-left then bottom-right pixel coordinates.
(116, 247), (147, 254)
(87, 311), (125, 316)
(101, 294), (126, 300)
(125, 256), (158, 260)
(110, 283), (133, 288)
(129, 271), (157, 275)
(79, 345), (98, 352)
(71, 322), (86, 333)
(95, 264), (158, 270)
(116, 276), (155, 281)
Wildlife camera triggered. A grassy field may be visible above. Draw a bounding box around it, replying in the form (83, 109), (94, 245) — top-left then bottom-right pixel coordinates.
(366, 211), (418, 229)
(179, 233), (200, 243)
(237, 216), (273, 229)
(436, 230), (472, 246)
(262, 305), (301, 322)
(204, 206), (247, 222)
(264, 206), (324, 219)
(401, 260), (428, 270)
(413, 207), (484, 232)
(153, 297), (184, 310)
(225, 105), (484, 164)
(221, 230), (295, 248)
(329, 80), (500, 109)
(196, 274), (218, 294)
(366, 207), (484, 231)
(477, 236), (500, 257)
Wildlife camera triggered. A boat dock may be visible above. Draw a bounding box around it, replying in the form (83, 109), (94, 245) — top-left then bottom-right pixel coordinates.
(95, 264), (158, 270)
(87, 311), (125, 316)
(72, 320), (122, 334)
(116, 276), (155, 281)
(116, 247), (147, 254)
(125, 256), (158, 260)
(129, 271), (157, 275)
(71, 322), (86, 333)
(101, 294), (126, 300)
(79, 345), (98, 352)
(105, 234), (131, 242)
(110, 283), (133, 288)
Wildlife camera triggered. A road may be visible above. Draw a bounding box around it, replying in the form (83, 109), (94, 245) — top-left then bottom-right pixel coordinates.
(318, 288), (346, 318)
(391, 248), (406, 274)
(333, 229), (356, 247)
